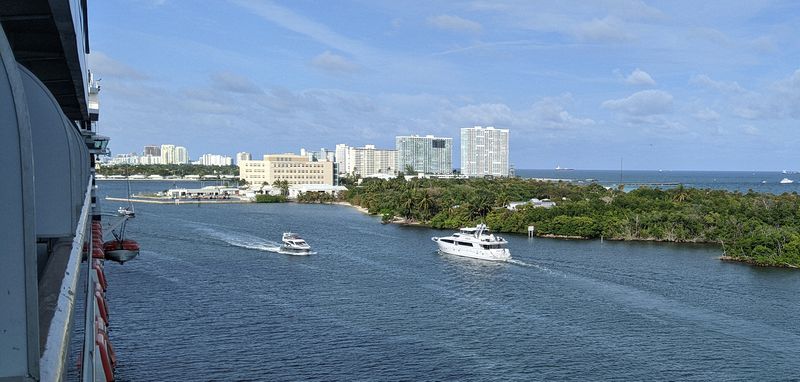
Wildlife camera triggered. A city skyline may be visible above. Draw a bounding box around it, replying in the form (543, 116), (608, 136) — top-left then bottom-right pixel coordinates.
(89, 1), (800, 170)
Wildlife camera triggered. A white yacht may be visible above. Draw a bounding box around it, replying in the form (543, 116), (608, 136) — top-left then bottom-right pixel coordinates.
(780, 178), (794, 184)
(431, 224), (511, 262)
(280, 232), (311, 254)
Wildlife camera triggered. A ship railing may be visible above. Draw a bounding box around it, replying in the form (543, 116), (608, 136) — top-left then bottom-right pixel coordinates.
(38, 178), (92, 381)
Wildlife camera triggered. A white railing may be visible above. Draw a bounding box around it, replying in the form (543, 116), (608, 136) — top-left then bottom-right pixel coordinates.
(39, 177), (93, 381)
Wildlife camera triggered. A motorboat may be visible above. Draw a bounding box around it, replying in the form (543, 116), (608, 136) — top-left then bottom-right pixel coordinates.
(281, 232), (311, 254)
(118, 206), (135, 217)
(431, 224), (511, 262)
(780, 178), (794, 184)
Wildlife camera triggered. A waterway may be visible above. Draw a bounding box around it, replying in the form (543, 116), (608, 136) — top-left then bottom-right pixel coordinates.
(83, 180), (800, 381)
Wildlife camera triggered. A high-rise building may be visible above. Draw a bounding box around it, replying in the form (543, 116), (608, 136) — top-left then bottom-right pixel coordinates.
(395, 135), (452, 175)
(460, 126), (509, 177)
(335, 144), (349, 175)
(175, 146), (189, 164)
(346, 145), (397, 177)
(199, 153), (233, 166)
(236, 152), (252, 165)
(239, 153), (334, 185)
(143, 145), (161, 157)
(160, 144), (175, 164)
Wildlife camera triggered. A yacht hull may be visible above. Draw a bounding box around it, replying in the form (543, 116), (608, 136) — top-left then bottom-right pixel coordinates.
(279, 245), (311, 255)
(433, 239), (511, 262)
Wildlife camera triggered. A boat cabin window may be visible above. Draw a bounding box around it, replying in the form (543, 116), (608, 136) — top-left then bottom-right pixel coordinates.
(456, 241), (473, 247)
(482, 244), (502, 249)
(440, 239), (454, 244)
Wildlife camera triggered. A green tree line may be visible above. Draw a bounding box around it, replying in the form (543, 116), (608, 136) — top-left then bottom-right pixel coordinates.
(343, 177), (800, 268)
(98, 164), (238, 177)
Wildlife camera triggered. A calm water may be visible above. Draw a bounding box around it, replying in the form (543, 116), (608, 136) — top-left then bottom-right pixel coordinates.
(79, 181), (800, 381)
(516, 169), (800, 194)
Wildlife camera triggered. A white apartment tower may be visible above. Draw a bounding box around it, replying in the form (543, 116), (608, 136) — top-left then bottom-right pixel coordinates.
(395, 135), (453, 175)
(460, 126), (509, 177)
(346, 145), (397, 177)
(160, 144), (175, 164)
(175, 146), (189, 164)
(335, 144), (349, 175)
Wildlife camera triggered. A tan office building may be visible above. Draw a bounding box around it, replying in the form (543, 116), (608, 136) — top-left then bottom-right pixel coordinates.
(239, 154), (334, 185)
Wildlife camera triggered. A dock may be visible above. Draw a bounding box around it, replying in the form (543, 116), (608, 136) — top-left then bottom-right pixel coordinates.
(106, 196), (252, 204)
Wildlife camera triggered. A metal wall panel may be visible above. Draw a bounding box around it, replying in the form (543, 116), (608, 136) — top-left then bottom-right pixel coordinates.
(0, 26), (40, 381)
(19, 63), (76, 238)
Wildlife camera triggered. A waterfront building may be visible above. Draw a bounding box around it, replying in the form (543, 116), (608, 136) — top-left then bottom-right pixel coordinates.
(239, 153), (334, 186)
(175, 146), (189, 164)
(346, 145), (397, 177)
(108, 153), (139, 165)
(143, 145), (161, 157)
(139, 154), (161, 165)
(236, 152), (251, 165)
(461, 126), (509, 177)
(160, 144), (175, 164)
(395, 135), (453, 175)
(199, 153), (233, 166)
(335, 144), (349, 175)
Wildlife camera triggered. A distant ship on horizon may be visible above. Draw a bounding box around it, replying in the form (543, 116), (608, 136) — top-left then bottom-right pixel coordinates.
(555, 165), (575, 171)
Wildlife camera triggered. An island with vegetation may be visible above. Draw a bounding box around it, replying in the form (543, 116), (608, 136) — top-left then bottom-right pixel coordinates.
(340, 177), (800, 268)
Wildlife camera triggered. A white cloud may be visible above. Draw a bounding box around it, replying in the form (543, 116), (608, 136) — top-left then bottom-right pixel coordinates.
(772, 68), (800, 119)
(88, 51), (148, 80)
(692, 107), (720, 122)
(602, 90), (673, 116)
(690, 74), (745, 93)
(573, 16), (631, 42)
(427, 15), (483, 33)
(446, 103), (515, 126)
(311, 51), (359, 74)
(210, 72), (262, 94)
(625, 68), (656, 86)
(444, 95), (594, 131)
(530, 95), (595, 130)
(231, 0), (369, 58)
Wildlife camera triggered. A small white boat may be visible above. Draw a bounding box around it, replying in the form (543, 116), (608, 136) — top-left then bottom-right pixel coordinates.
(431, 224), (511, 262)
(280, 232), (311, 254)
(780, 178), (794, 184)
(118, 206), (135, 217)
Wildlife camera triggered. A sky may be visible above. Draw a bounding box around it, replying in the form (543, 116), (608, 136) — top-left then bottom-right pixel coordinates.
(89, 0), (800, 170)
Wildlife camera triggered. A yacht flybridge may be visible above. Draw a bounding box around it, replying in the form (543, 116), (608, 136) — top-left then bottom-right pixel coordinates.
(281, 232), (312, 254)
(432, 224), (511, 262)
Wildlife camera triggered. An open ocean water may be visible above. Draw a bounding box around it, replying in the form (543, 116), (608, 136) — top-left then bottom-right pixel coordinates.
(70, 177), (800, 381)
(516, 169), (800, 194)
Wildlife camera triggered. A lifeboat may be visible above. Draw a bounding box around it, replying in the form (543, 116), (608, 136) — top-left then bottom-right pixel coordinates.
(102, 239), (140, 264)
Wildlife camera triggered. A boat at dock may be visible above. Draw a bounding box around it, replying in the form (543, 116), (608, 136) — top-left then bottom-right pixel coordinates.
(431, 224), (511, 262)
(280, 232), (312, 254)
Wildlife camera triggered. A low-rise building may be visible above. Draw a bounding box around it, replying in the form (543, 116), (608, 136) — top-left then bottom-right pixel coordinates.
(507, 198), (557, 210)
(239, 153), (334, 186)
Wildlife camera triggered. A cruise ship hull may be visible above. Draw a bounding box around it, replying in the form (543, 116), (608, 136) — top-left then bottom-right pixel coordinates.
(434, 240), (511, 262)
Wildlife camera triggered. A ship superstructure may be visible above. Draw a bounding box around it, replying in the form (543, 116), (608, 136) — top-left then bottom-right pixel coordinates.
(0, 2), (132, 380)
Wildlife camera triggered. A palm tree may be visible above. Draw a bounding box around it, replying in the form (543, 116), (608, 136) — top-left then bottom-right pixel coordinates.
(673, 184), (689, 203)
(417, 190), (435, 220)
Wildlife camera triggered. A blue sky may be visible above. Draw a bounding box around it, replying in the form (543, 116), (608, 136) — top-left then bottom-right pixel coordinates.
(90, 0), (800, 170)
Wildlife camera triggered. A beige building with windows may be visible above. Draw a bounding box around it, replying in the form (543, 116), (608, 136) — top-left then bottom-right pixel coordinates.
(345, 145), (397, 177)
(239, 153), (334, 186)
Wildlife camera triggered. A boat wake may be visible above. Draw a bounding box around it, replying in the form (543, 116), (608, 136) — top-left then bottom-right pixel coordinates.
(196, 227), (284, 253)
(507, 258), (564, 277)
